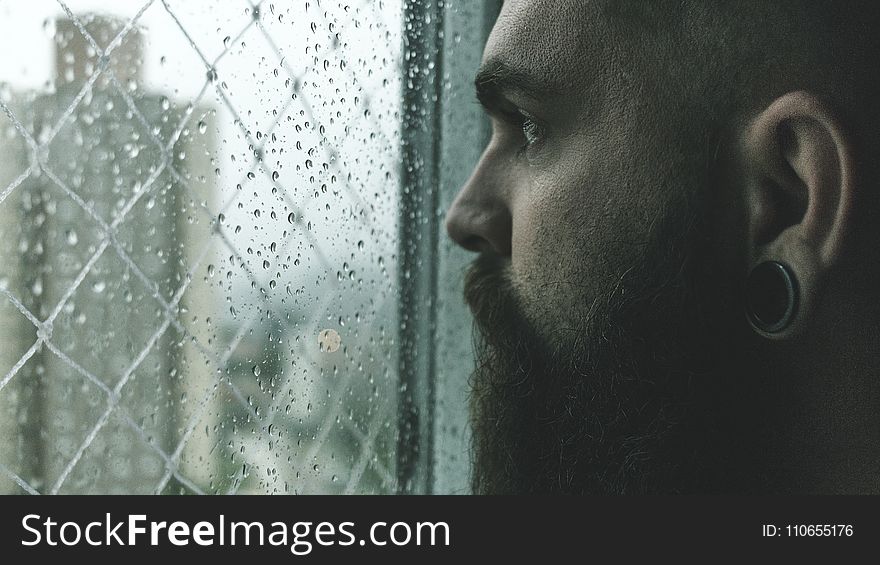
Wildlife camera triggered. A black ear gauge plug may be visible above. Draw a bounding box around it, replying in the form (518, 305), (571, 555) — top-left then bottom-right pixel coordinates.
(745, 261), (799, 334)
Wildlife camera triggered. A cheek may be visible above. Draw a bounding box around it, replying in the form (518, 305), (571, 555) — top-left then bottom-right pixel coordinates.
(511, 182), (589, 272)
(510, 137), (597, 261)
(508, 141), (661, 332)
(508, 168), (604, 331)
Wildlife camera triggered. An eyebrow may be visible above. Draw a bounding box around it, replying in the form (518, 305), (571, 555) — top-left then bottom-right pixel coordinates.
(474, 59), (562, 113)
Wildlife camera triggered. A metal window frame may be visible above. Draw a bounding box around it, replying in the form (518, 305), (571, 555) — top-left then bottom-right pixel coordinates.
(397, 0), (500, 495)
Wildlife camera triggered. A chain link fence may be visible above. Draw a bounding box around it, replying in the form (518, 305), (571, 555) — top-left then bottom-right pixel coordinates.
(0, 0), (407, 494)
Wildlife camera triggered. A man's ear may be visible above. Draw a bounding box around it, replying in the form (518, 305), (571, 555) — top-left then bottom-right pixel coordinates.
(740, 91), (857, 338)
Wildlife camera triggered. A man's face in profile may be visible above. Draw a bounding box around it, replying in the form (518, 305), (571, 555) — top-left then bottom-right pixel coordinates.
(446, 0), (757, 493)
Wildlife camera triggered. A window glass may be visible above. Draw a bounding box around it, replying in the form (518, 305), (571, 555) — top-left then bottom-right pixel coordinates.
(0, 0), (403, 494)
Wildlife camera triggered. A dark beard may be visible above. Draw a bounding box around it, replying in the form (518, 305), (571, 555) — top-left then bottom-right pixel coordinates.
(465, 198), (771, 494)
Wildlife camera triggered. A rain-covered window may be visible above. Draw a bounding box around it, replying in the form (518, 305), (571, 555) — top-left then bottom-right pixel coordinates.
(0, 1), (498, 494)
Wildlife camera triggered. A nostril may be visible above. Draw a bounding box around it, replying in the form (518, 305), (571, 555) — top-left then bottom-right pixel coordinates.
(446, 212), (490, 253)
(445, 192), (512, 256)
(446, 209), (511, 256)
(460, 235), (490, 254)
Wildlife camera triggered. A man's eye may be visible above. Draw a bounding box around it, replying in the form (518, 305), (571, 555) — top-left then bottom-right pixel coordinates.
(521, 116), (542, 146)
(514, 109), (544, 152)
(489, 105), (545, 154)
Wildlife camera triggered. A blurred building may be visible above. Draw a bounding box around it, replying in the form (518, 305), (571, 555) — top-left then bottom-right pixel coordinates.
(0, 15), (217, 494)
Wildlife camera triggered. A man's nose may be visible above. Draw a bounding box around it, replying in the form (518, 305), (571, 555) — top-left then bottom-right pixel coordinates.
(444, 158), (512, 256)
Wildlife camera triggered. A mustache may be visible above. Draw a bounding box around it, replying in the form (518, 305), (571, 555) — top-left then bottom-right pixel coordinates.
(464, 253), (510, 297)
(463, 253), (556, 385)
(464, 253), (588, 369)
(463, 254), (522, 340)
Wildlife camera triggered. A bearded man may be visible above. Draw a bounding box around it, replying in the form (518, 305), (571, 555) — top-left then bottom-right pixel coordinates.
(445, 1), (880, 494)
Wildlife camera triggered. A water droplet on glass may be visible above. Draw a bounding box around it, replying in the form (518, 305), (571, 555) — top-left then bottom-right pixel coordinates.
(92, 280), (106, 293)
(272, 171), (279, 181)
(253, 365), (261, 376)
(207, 264), (215, 277)
(287, 213), (295, 224)
(198, 121), (207, 134)
(65, 229), (78, 246)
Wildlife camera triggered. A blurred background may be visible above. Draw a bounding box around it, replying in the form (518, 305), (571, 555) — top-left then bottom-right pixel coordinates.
(0, 0), (499, 494)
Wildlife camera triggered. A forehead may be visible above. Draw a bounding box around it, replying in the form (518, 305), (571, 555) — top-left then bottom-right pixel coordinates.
(484, 0), (615, 93)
